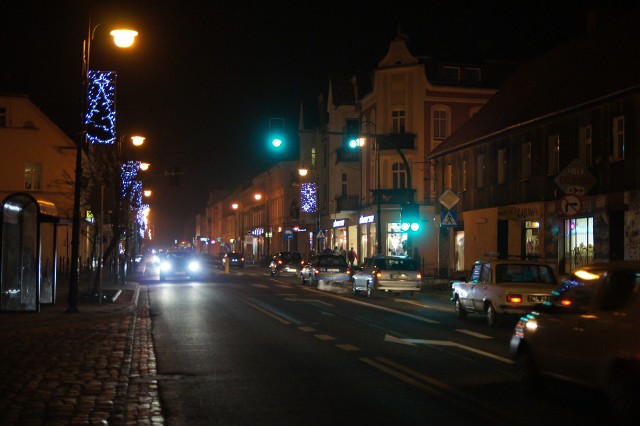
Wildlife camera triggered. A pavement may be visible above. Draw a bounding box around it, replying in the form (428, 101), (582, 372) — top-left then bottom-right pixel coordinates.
(0, 271), (162, 425)
(0, 265), (452, 425)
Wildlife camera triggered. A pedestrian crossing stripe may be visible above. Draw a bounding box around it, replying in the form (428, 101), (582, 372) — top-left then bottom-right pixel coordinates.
(441, 211), (457, 226)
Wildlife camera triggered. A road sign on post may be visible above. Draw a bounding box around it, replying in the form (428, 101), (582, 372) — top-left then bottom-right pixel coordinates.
(554, 159), (596, 195)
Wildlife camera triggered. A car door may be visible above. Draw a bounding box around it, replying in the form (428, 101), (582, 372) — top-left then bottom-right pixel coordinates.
(457, 263), (481, 311)
(472, 263), (492, 312)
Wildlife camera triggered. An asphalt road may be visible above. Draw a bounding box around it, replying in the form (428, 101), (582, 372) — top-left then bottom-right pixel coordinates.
(137, 263), (613, 426)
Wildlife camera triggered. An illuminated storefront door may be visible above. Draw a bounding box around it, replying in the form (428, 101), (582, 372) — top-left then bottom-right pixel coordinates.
(564, 217), (594, 271)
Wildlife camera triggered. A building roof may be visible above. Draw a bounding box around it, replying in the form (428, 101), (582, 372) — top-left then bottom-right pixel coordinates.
(429, 9), (640, 158)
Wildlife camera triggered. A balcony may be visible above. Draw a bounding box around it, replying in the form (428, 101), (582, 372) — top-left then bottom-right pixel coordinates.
(377, 133), (416, 150)
(335, 195), (359, 212)
(371, 188), (415, 205)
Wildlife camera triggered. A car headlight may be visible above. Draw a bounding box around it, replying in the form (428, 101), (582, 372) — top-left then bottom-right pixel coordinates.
(188, 261), (201, 272)
(160, 261), (172, 272)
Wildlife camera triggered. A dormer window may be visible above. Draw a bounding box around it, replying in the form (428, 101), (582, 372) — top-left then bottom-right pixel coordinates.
(443, 66), (460, 82)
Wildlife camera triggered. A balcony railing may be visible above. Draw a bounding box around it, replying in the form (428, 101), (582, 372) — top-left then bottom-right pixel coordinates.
(371, 188), (415, 205)
(336, 195), (359, 212)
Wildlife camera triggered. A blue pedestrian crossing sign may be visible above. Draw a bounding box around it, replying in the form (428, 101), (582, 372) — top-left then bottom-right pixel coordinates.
(316, 230), (326, 239)
(440, 210), (457, 226)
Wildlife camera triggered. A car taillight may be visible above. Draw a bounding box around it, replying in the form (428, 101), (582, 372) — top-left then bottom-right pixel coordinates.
(278, 260), (283, 265)
(560, 299), (573, 306)
(507, 294), (523, 304)
(376, 271), (382, 278)
(416, 273), (422, 279)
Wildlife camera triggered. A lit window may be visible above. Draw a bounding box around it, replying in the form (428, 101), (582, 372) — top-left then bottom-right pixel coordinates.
(392, 162), (407, 189)
(612, 116), (624, 161)
(433, 107), (449, 140)
(579, 125), (592, 167)
(24, 163), (41, 190)
(392, 110), (405, 134)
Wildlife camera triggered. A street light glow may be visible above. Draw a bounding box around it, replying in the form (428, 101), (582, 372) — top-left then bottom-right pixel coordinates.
(110, 29), (138, 47)
(131, 135), (145, 146)
(140, 162), (150, 171)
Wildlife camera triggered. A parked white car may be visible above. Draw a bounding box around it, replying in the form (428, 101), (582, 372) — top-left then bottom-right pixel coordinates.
(451, 258), (557, 326)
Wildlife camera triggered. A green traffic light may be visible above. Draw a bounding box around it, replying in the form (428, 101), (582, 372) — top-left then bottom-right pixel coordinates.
(272, 138), (283, 148)
(348, 138), (358, 149)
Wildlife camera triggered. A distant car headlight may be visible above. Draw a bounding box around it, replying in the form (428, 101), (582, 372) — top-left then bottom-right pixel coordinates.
(151, 255), (160, 264)
(188, 261), (201, 272)
(160, 261), (172, 272)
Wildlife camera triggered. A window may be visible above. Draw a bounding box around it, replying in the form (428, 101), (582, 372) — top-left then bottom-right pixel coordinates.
(392, 110), (405, 134)
(432, 107), (449, 140)
(392, 162), (407, 189)
(476, 153), (485, 188)
(341, 173), (347, 196)
(579, 125), (592, 167)
(0, 106), (6, 127)
(445, 164), (453, 189)
(612, 116), (624, 161)
(24, 163), (41, 190)
(311, 147), (316, 167)
(443, 66), (460, 82)
(461, 160), (468, 191)
(548, 134), (560, 175)
(465, 68), (481, 83)
(497, 148), (506, 184)
(521, 142), (531, 180)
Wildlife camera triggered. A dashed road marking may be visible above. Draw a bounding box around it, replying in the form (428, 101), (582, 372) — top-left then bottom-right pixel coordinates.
(335, 343), (360, 351)
(314, 334), (335, 341)
(455, 329), (493, 339)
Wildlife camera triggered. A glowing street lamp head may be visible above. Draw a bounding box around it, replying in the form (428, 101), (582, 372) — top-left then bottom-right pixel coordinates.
(298, 168), (309, 177)
(254, 193), (263, 201)
(232, 203), (239, 210)
(143, 190), (152, 197)
(110, 29), (138, 48)
(139, 162), (150, 171)
(131, 135), (145, 146)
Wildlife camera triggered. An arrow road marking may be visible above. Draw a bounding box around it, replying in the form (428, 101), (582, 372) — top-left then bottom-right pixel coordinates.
(384, 334), (512, 364)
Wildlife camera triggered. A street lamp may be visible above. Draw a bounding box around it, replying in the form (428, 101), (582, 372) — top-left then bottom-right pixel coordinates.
(231, 202), (242, 253)
(254, 193), (270, 263)
(68, 16), (138, 313)
(298, 158), (322, 254)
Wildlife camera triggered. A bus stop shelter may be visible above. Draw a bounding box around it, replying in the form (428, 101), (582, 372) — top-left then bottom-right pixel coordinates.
(0, 193), (59, 312)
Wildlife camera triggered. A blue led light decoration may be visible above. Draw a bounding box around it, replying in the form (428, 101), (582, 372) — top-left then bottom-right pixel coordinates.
(85, 70), (117, 145)
(137, 204), (149, 237)
(121, 161), (142, 209)
(300, 182), (317, 213)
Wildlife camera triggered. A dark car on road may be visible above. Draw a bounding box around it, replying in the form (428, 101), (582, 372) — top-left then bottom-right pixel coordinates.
(270, 252), (304, 276)
(223, 252), (245, 268)
(159, 251), (203, 281)
(510, 261), (640, 425)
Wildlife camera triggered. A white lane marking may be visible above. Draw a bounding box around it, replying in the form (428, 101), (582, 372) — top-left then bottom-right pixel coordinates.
(335, 343), (360, 351)
(283, 297), (334, 306)
(455, 329), (493, 339)
(238, 298), (291, 325)
(314, 334), (335, 341)
(251, 284), (269, 288)
(298, 326), (316, 332)
(383, 334), (512, 364)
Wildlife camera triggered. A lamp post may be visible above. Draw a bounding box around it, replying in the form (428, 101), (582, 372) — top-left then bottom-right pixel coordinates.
(254, 193), (269, 264)
(231, 202), (242, 253)
(117, 134), (146, 284)
(298, 159), (322, 255)
(68, 16), (138, 313)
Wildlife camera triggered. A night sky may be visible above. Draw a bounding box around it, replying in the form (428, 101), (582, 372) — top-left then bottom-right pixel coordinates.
(1, 0), (630, 247)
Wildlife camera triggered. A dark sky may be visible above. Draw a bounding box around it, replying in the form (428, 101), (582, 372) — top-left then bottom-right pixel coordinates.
(1, 0), (630, 247)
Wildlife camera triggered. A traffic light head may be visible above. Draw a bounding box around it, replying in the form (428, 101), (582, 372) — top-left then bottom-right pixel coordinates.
(401, 202), (420, 232)
(268, 118), (285, 149)
(344, 118), (361, 150)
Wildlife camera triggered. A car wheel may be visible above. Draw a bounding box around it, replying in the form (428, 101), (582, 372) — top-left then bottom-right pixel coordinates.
(352, 279), (359, 296)
(455, 298), (467, 320)
(366, 282), (373, 298)
(486, 303), (499, 326)
(515, 346), (542, 394)
(610, 372), (639, 426)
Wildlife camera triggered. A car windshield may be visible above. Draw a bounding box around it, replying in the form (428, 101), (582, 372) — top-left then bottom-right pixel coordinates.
(495, 264), (556, 284)
(374, 258), (417, 271)
(316, 256), (347, 267)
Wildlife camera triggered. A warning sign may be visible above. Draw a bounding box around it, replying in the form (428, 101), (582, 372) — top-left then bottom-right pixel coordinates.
(440, 210), (457, 226)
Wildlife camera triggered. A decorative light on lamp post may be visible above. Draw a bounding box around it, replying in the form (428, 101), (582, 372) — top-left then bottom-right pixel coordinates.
(68, 16), (137, 313)
(298, 158), (322, 254)
(254, 193), (270, 261)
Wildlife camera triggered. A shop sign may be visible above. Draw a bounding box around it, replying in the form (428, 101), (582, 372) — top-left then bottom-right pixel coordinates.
(332, 219), (346, 228)
(359, 215), (375, 224)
